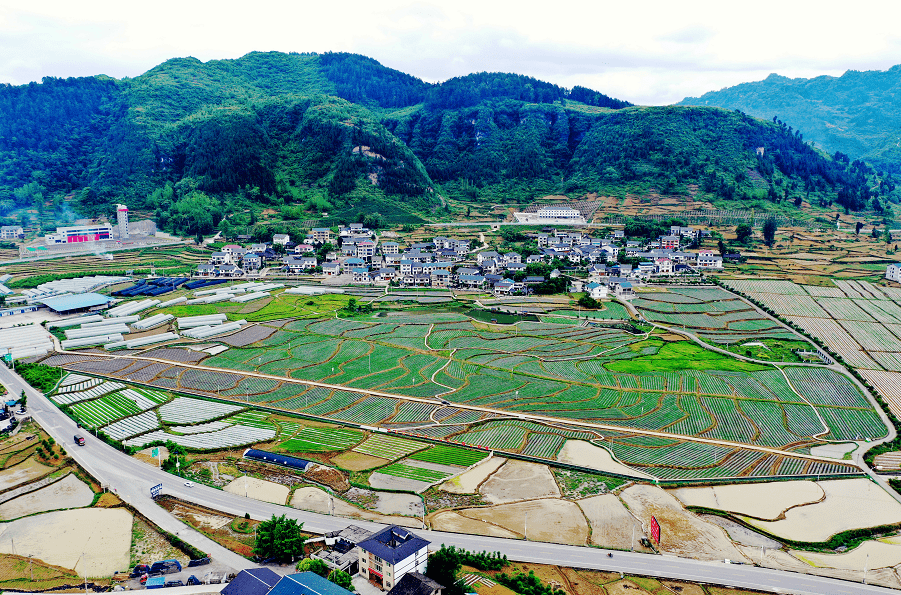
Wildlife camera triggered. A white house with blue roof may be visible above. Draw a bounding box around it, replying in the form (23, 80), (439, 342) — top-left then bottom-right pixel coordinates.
(357, 526), (429, 590)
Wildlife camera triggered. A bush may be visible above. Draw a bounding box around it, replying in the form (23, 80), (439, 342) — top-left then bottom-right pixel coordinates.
(16, 363), (64, 393)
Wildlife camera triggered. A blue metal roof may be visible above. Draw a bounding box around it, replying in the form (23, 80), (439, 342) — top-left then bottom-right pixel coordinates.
(39, 293), (111, 313)
(269, 573), (353, 595)
(358, 526), (430, 565)
(243, 449), (312, 471)
(222, 568), (282, 595)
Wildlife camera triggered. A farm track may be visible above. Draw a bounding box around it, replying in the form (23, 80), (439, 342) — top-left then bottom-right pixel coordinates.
(53, 347), (868, 468)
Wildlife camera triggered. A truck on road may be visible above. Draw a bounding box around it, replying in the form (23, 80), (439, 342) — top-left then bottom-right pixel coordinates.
(74, 435), (85, 446)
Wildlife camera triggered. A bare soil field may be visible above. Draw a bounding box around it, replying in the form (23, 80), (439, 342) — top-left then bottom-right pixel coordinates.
(133, 446), (169, 466)
(699, 515), (780, 549)
(576, 494), (644, 550)
(223, 476), (289, 505)
(0, 474), (94, 520)
(290, 486), (419, 527)
(809, 443), (857, 459)
(369, 472), (431, 493)
(479, 460), (560, 504)
(738, 544), (901, 589)
(0, 508), (132, 576)
(331, 452), (389, 471)
(618, 484), (750, 562)
(669, 480), (824, 520)
(440, 456), (505, 494)
(0, 457), (54, 491)
(792, 540), (901, 570)
(430, 511), (520, 538)
(742, 479), (901, 542)
(556, 441), (653, 478)
(460, 498), (589, 545)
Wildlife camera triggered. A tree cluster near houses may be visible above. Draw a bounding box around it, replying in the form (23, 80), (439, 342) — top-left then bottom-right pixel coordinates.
(193, 222), (723, 294)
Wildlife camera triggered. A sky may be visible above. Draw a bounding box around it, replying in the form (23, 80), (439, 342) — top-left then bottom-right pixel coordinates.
(1, 0), (900, 105)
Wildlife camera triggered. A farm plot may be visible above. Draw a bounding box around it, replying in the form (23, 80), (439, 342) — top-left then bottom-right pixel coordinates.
(815, 298), (875, 322)
(328, 396), (398, 425)
(70, 392), (143, 427)
(353, 433), (426, 460)
(838, 320), (901, 352)
(456, 424), (528, 451)
(280, 426), (364, 452)
(51, 381), (126, 405)
(158, 397), (244, 424)
(124, 424), (276, 450)
(408, 444), (488, 467)
(374, 462), (451, 483)
(103, 411), (160, 440)
(56, 375), (102, 393)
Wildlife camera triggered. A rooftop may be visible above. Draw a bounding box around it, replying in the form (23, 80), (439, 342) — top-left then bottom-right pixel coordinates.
(269, 573), (353, 595)
(222, 568), (281, 595)
(357, 526), (430, 565)
(39, 293), (112, 313)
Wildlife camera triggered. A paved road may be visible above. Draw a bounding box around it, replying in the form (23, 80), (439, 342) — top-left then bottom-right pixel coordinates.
(2, 365), (898, 595)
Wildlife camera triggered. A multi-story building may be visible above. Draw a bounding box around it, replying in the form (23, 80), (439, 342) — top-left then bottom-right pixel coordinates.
(357, 525), (429, 591)
(660, 235), (680, 250)
(116, 204), (129, 239)
(696, 250), (723, 269)
(887, 263), (901, 283)
(0, 226), (23, 240)
(45, 223), (113, 244)
(311, 228), (332, 244)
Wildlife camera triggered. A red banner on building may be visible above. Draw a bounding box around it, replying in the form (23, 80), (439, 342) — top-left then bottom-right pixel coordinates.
(650, 516), (661, 543)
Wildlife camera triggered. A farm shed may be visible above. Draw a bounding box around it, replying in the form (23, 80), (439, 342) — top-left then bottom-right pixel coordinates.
(243, 448), (312, 471)
(39, 293), (112, 314)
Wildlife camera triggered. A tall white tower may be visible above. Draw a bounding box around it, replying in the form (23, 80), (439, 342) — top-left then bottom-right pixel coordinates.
(116, 204), (129, 239)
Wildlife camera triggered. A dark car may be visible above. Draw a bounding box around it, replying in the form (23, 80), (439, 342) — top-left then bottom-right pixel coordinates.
(130, 564), (150, 578)
(187, 576), (201, 586)
(165, 580), (184, 587)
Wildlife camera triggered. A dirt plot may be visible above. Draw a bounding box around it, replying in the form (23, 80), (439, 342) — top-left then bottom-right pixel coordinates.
(0, 508), (132, 576)
(556, 440), (653, 478)
(744, 479), (901, 542)
(479, 460), (560, 504)
(331, 452), (389, 471)
(306, 464), (350, 492)
(369, 472), (432, 493)
(441, 456), (505, 494)
(460, 499), (588, 545)
(670, 480), (824, 520)
(0, 474), (94, 520)
(134, 446), (169, 466)
(809, 442), (857, 459)
(619, 484), (750, 562)
(290, 486), (419, 527)
(223, 476), (289, 505)
(792, 540), (901, 570)
(577, 494), (645, 550)
(219, 325), (277, 347)
(0, 457), (54, 491)
(699, 515), (781, 548)
(738, 544), (901, 589)
(430, 510), (519, 538)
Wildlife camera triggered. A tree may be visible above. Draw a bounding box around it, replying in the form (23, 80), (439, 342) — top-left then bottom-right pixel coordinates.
(734, 223), (753, 244)
(872, 227), (881, 239)
(297, 558), (330, 577)
(577, 294), (599, 309)
(762, 218), (777, 247)
(328, 570), (355, 592)
(717, 239), (727, 256)
(254, 514), (306, 563)
(885, 228), (893, 244)
(855, 221), (864, 235)
(426, 546), (464, 595)
(19, 390), (25, 409)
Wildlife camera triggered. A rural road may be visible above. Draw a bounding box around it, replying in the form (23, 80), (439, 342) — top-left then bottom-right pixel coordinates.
(1, 365), (898, 595)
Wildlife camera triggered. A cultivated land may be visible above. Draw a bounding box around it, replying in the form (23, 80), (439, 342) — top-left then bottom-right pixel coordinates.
(34, 284), (885, 481)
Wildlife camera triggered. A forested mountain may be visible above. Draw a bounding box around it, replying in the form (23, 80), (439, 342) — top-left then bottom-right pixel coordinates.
(0, 51), (890, 236)
(678, 66), (901, 174)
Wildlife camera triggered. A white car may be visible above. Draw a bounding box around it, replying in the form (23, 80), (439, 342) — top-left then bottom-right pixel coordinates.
(184, 481), (193, 488)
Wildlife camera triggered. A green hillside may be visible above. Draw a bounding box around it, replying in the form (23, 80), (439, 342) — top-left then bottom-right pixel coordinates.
(678, 66), (901, 174)
(0, 51), (891, 237)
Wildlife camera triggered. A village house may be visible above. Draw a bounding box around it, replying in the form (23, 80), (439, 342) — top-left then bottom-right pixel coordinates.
(272, 234), (290, 246)
(696, 249), (724, 269)
(210, 251), (231, 265)
(886, 263), (901, 283)
(310, 228), (332, 244)
(323, 262), (341, 276)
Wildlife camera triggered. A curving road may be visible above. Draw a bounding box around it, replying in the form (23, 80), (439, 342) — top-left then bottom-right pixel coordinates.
(1, 364), (897, 595)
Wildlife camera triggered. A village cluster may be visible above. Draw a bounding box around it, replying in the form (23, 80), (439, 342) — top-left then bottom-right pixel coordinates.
(196, 224), (726, 296)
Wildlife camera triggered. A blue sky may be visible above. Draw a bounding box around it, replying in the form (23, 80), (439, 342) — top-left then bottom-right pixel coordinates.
(2, 0), (900, 105)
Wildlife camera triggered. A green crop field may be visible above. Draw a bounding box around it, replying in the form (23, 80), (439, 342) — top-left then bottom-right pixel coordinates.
(408, 444), (488, 467)
(353, 433), (426, 460)
(279, 426), (364, 452)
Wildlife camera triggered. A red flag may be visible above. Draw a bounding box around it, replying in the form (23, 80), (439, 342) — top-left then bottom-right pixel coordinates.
(650, 516), (661, 544)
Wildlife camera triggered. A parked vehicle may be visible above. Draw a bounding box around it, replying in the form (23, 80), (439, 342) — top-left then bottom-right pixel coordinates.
(165, 580), (184, 587)
(149, 559), (182, 575)
(186, 576), (201, 586)
(130, 564), (150, 578)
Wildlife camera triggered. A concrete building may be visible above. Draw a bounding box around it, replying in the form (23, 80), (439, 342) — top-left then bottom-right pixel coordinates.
(358, 526), (429, 591)
(116, 204), (129, 239)
(887, 263), (901, 283)
(45, 223), (113, 244)
(0, 225), (24, 240)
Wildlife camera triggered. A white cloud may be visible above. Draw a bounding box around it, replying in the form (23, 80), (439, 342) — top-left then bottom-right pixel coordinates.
(1, 0), (900, 104)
